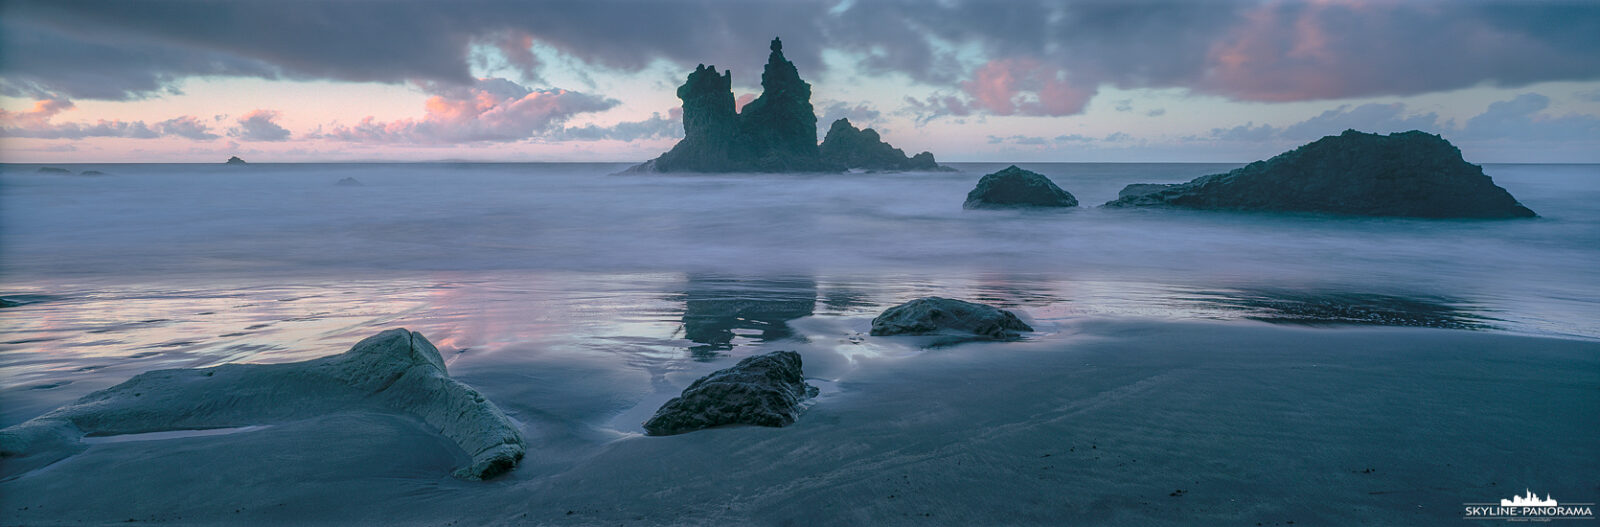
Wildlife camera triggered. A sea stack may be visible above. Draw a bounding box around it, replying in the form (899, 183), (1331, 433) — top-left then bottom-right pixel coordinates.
(225, 156), (247, 165)
(632, 38), (943, 173)
(964, 165), (1078, 209)
(1104, 130), (1537, 218)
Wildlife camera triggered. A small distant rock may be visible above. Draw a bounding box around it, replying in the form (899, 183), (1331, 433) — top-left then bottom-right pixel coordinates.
(870, 297), (1033, 339)
(334, 177), (364, 187)
(225, 156), (247, 165)
(37, 167), (71, 174)
(963, 165), (1078, 209)
(643, 350), (818, 436)
(1104, 130), (1537, 218)
(79, 170), (107, 176)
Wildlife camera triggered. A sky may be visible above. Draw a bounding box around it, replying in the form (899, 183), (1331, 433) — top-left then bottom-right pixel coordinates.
(1, 0), (1597, 164)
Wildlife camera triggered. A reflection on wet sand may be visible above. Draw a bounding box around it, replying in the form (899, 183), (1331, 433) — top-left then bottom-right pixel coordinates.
(678, 275), (817, 359)
(969, 273), (1066, 309)
(1180, 289), (1500, 330)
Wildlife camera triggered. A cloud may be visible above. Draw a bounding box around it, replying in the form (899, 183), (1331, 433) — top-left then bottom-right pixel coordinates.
(1459, 93), (1600, 141)
(156, 116), (220, 140)
(1279, 103), (1442, 140)
(557, 108), (683, 141)
(963, 58), (1094, 117)
(1202, 94), (1600, 144)
(316, 78), (617, 144)
(0, 97), (210, 139)
(1114, 99), (1133, 112)
(1146, 108), (1166, 117)
(5, 0), (1592, 104)
(1207, 122), (1279, 142)
(816, 100), (883, 129)
(987, 134), (1049, 146)
(1200, 1), (1600, 101)
(903, 93), (972, 122)
(228, 110), (291, 141)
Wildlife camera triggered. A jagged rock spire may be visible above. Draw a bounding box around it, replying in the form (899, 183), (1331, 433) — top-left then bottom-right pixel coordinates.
(632, 36), (946, 173)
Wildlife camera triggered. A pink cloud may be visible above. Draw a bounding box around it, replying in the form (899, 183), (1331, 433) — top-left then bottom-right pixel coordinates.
(318, 78), (617, 144)
(0, 98), (76, 128)
(735, 93), (757, 112)
(960, 58), (1094, 117)
(1, 97), (215, 140)
(228, 109), (291, 141)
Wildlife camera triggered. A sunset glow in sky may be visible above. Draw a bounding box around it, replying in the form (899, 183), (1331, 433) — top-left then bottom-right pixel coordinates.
(2, 0), (1597, 163)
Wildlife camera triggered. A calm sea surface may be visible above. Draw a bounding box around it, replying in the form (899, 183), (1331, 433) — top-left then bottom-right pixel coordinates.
(2, 162), (1596, 427)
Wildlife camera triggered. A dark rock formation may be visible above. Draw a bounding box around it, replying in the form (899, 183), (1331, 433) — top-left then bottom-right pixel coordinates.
(642, 350), (818, 436)
(819, 118), (949, 171)
(0, 298), (21, 308)
(632, 38), (942, 173)
(870, 297), (1033, 339)
(735, 38), (831, 172)
(78, 170), (106, 176)
(1104, 130), (1537, 218)
(335, 177), (364, 187)
(0, 328), (525, 480)
(964, 165), (1078, 209)
(36, 167), (70, 174)
(225, 156), (247, 165)
(648, 64), (738, 172)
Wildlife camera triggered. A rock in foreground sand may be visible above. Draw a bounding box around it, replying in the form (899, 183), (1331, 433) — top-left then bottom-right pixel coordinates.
(643, 351), (818, 436)
(0, 328), (525, 480)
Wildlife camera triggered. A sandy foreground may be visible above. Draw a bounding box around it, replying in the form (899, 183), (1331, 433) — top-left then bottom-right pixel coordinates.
(2, 318), (1596, 526)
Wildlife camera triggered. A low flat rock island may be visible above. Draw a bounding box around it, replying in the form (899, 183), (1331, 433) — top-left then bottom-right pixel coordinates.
(1105, 130), (1536, 218)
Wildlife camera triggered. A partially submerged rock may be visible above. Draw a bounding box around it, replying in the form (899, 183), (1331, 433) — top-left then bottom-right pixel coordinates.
(964, 165), (1078, 209)
(643, 350), (818, 436)
(0, 298), (21, 308)
(870, 297), (1033, 339)
(79, 170), (107, 176)
(0, 328), (525, 480)
(819, 118), (950, 171)
(1104, 130), (1537, 218)
(335, 176), (364, 187)
(225, 156), (247, 165)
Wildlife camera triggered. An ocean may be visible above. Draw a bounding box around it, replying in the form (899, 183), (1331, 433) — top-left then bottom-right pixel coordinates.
(2, 161), (1597, 525)
(2, 162), (1597, 420)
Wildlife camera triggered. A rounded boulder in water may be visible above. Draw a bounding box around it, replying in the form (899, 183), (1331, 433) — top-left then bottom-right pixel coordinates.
(870, 297), (1034, 339)
(963, 166), (1079, 209)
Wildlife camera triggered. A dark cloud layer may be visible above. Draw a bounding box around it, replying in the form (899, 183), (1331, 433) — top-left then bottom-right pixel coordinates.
(2, 0), (1597, 118)
(1205, 94), (1600, 144)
